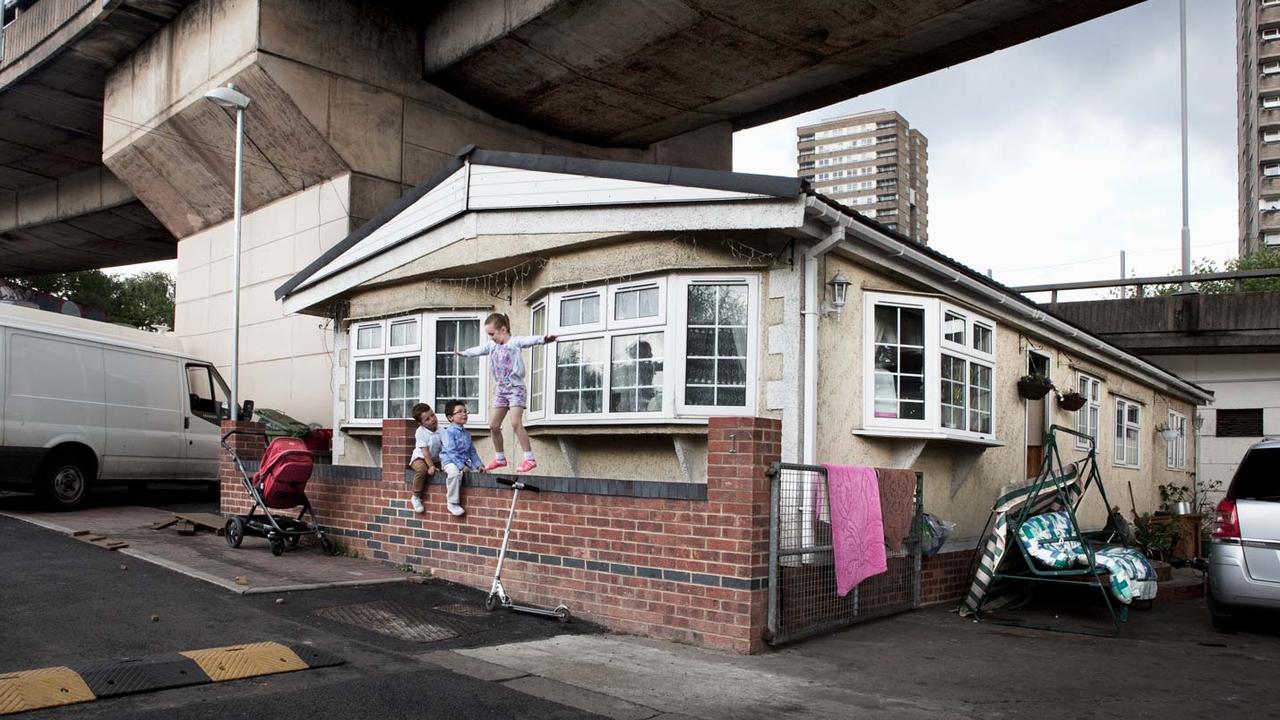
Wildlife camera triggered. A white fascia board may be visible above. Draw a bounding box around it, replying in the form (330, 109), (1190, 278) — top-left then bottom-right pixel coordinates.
(475, 197), (805, 235)
(468, 165), (772, 209)
(282, 213), (478, 315)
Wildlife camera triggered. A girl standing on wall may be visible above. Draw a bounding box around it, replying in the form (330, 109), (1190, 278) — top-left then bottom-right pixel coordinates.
(456, 312), (555, 473)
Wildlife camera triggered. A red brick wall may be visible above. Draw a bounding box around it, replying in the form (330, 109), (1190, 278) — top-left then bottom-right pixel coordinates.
(919, 548), (977, 606)
(220, 420), (265, 514)
(221, 416), (781, 653)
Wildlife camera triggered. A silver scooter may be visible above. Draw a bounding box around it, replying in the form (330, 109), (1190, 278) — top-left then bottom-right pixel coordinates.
(484, 476), (572, 622)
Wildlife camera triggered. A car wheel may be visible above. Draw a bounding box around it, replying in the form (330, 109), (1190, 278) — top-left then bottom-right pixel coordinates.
(37, 451), (93, 510)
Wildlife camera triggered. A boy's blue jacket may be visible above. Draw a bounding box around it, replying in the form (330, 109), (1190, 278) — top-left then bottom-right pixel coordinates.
(440, 423), (483, 469)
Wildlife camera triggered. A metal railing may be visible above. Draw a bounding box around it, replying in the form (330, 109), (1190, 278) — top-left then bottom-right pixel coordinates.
(766, 463), (923, 646)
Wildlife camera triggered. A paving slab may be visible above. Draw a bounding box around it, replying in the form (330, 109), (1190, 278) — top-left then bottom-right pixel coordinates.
(0, 505), (408, 594)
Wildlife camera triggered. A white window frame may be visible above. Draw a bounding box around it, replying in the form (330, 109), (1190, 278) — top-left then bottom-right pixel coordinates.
(1265, 61), (1280, 75)
(1264, 27), (1280, 40)
(1166, 409), (1187, 470)
(607, 277), (667, 330)
(1074, 372), (1103, 450)
(674, 275), (759, 417)
(551, 288), (606, 334)
(1114, 396), (1141, 469)
(1264, 95), (1280, 109)
(528, 302), (548, 420)
(862, 293), (998, 441)
(1266, 232), (1280, 246)
(345, 312), (489, 427)
(1265, 129), (1280, 143)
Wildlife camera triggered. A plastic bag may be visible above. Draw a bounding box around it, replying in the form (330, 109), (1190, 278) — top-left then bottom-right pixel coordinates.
(920, 512), (955, 557)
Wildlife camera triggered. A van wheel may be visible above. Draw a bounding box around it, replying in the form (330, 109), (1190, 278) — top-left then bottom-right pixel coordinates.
(37, 452), (92, 510)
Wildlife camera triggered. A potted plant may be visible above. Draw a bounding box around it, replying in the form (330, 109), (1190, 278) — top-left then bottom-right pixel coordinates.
(1133, 512), (1180, 562)
(1056, 389), (1087, 411)
(1159, 482), (1193, 516)
(1016, 372), (1054, 400)
(1155, 421), (1181, 443)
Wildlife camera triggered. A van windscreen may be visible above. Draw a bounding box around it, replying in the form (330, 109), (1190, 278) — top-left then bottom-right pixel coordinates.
(1229, 447), (1280, 501)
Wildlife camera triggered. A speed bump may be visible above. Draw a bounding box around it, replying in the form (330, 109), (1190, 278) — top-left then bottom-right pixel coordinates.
(0, 643), (342, 715)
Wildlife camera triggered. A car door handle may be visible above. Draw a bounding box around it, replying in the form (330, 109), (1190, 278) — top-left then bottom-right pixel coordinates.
(184, 417), (190, 430)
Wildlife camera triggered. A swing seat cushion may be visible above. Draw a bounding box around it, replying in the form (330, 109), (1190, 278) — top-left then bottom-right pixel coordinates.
(1016, 511), (1158, 604)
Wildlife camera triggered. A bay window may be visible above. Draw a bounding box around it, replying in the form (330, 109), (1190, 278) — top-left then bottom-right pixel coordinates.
(1074, 373), (1102, 449)
(529, 303), (547, 415)
(346, 313), (486, 425)
(536, 273), (757, 421)
(1114, 397), (1141, 468)
(863, 292), (996, 440)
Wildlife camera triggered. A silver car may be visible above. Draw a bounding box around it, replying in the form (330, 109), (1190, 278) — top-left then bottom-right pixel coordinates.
(1208, 438), (1280, 630)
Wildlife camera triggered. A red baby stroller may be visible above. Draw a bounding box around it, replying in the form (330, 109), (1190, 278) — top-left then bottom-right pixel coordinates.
(221, 429), (337, 557)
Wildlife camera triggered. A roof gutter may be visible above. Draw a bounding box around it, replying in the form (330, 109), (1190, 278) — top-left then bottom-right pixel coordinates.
(801, 197), (1213, 405)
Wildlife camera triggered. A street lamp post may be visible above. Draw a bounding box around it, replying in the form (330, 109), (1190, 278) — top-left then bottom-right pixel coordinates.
(204, 84), (251, 421)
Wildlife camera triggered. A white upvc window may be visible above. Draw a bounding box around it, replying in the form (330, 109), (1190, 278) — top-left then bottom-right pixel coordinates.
(1264, 95), (1280, 109)
(863, 293), (997, 440)
(1266, 232), (1280, 246)
(1074, 372), (1103, 450)
(534, 273), (757, 423)
(553, 289), (605, 334)
(1264, 27), (1280, 41)
(1267, 163), (1280, 178)
(1166, 410), (1187, 470)
(346, 313), (487, 425)
(1264, 61), (1280, 75)
(528, 302), (548, 418)
(1114, 396), (1141, 468)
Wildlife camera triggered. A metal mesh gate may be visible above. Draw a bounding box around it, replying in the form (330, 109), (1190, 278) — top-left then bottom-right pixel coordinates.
(766, 463), (923, 646)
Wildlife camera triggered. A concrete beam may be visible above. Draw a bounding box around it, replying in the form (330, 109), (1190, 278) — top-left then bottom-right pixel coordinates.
(423, 0), (565, 74)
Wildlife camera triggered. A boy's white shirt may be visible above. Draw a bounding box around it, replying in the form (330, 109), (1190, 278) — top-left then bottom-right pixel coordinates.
(411, 425), (442, 463)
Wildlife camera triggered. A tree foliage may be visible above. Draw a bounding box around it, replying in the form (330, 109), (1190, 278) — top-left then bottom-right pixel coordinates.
(3, 270), (175, 329)
(1107, 248), (1280, 298)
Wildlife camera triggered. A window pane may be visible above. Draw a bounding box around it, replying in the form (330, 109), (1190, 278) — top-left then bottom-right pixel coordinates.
(872, 304), (924, 421)
(969, 363), (992, 434)
(941, 355), (965, 430)
(530, 306), (546, 413)
(615, 286), (660, 321)
(943, 312), (965, 344)
(973, 324), (992, 354)
(436, 319), (481, 413)
(389, 320), (418, 347)
(610, 333), (664, 413)
(387, 356), (420, 418)
(356, 325), (381, 351)
(354, 360), (384, 419)
(556, 338), (605, 414)
(685, 284), (750, 407)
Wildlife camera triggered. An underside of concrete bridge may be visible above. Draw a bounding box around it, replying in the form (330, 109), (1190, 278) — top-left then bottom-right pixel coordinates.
(0, 0), (1142, 275)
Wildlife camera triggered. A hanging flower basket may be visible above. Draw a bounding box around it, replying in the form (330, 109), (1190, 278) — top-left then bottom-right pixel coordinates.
(1159, 427), (1181, 443)
(1017, 375), (1054, 400)
(1057, 391), (1087, 411)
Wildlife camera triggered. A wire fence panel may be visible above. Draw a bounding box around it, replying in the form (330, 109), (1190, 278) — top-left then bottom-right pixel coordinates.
(767, 463), (923, 646)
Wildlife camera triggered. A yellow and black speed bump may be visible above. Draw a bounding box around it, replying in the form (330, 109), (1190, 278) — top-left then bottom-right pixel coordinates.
(0, 642), (342, 715)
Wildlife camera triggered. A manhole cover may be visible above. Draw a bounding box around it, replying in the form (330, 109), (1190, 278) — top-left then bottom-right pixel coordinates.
(434, 603), (488, 618)
(315, 601), (482, 643)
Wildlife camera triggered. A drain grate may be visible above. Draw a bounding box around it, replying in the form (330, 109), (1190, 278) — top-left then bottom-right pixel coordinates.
(315, 601), (482, 643)
(434, 603), (488, 618)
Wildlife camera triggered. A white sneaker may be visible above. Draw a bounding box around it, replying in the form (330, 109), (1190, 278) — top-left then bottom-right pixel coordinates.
(409, 495), (424, 513)
(447, 503), (465, 517)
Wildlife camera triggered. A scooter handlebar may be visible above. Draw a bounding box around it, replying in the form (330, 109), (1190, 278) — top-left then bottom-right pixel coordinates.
(496, 476), (540, 492)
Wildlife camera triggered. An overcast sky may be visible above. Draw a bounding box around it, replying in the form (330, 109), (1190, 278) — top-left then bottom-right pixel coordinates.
(733, 0), (1236, 300)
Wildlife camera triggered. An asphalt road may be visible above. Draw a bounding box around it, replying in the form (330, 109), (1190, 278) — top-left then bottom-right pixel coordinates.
(0, 491), (602, 720)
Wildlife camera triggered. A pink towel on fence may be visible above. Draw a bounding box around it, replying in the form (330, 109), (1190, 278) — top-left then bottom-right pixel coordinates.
(823, 464), (888, 596)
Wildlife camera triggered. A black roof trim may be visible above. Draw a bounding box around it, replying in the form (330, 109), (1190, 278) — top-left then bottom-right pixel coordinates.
(805, 189), (1214, 400)
(276, 146), (801, 300)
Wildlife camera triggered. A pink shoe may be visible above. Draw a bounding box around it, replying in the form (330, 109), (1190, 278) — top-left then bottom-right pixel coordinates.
(483, 458), (508, 472)
(516, 458), (537, 473)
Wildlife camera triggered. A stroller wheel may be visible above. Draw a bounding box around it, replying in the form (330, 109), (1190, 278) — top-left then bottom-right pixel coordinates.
(287, 534), (300, 548)
(224, 518), (245, 549)
(318, 534), (338, 556)
(269, 535), (286, 557)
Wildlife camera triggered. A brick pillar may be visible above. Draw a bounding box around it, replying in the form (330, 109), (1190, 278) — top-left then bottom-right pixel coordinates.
(707, 416), (782, 653)
(220, 420), (266, 515)
(382, 418), (416, 483)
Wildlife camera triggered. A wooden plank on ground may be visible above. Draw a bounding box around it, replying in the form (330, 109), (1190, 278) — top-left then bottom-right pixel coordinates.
(172, 512), (227, 536)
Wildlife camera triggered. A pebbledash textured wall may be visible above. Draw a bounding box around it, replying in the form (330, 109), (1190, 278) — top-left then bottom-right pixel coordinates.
(220, 417), (977, 652)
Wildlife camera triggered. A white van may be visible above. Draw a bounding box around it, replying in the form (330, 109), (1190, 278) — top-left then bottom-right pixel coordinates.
(0, 303), (236, 509)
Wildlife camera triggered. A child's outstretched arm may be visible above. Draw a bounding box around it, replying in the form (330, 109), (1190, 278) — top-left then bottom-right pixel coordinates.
(511, 334), (556, 348)
(455, 339), (495, 357)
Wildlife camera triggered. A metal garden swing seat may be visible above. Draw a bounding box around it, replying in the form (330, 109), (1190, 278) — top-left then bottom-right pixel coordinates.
(969, 424), (1149, 637)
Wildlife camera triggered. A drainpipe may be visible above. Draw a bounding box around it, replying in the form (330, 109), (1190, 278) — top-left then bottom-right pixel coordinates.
(803, 225), (846, 465)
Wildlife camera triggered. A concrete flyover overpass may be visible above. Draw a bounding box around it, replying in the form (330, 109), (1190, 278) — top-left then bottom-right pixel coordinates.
(0, 0), (1142, 276)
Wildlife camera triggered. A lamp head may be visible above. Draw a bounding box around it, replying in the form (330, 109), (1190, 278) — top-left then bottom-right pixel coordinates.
(827, 270), (851, 309)
(204, 85), (250, 110)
